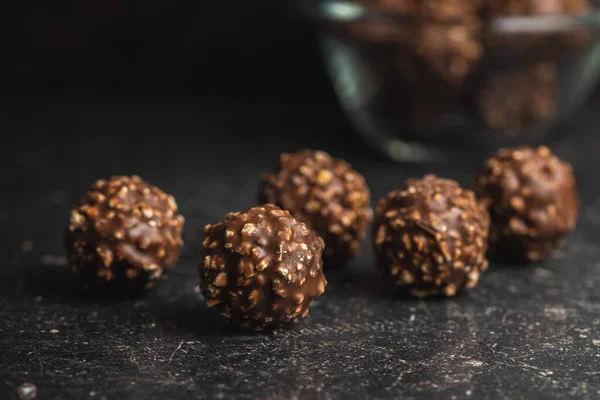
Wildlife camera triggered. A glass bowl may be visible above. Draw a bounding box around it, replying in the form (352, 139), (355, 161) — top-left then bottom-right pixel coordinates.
(294, 0), (600, 161)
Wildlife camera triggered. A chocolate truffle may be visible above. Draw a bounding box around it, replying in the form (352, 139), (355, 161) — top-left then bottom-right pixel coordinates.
(414, 22), (482, 85)
(199, 204), (327, 331)
(355, 0), (483, 85)
(373, 175), (490, 297)
(259, 150), (372, 264)
(472, 146), (579, 261)
(65, 176), (184, 292)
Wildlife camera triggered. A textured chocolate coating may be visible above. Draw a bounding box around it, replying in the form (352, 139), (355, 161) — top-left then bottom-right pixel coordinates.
(199, 204), (327, 331)
(414, 22), (482, 85)
(354, 0), (483, 85)
(472, 146), (579, 261)
(373, 175), (490, 297)
(259, 150), (372, 264)
(65, 176), (184, 292)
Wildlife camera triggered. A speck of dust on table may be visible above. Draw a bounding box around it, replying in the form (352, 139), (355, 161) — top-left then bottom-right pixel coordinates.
(1, 103), (600, 400)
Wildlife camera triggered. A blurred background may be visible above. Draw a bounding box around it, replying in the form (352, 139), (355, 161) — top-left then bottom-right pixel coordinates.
(2, 0), (600, 160)
(4, 1), (598, 103)
(2, 2), (329, 102)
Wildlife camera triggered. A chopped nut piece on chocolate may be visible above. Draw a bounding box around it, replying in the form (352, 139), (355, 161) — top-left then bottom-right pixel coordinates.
(259, 150), (372, 264)
(65, 176), (184, 293)
(373, 175), (490, 297)
(199, 204), (327, 331)
(472, 146), (579, 261)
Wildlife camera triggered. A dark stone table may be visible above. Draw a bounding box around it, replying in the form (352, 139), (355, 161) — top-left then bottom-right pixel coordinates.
(1, 100), (599, 399)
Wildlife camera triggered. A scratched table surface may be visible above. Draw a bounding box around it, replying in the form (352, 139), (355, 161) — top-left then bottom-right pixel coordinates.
(1, 100), (599, 400)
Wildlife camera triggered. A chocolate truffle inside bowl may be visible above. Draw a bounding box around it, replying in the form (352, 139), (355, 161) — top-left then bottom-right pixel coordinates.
(65, 175), (184, 294)
(259, 149), (372, 265)
(199, 204), (327, 331)
(472, 146), (579, 261)
(373, 175), (490, 297)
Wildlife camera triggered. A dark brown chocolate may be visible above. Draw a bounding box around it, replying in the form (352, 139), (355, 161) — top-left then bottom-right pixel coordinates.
(472, 146), (579, 261)
(199, 204), (327, 331)
(414, 22), (482, 85)
(259, 150), (372, 264)
(373, 175), (490, 297)
(65, 176), (184, 293)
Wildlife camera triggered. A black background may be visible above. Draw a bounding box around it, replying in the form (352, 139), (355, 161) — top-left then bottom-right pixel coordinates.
(1, 1), (327, 103)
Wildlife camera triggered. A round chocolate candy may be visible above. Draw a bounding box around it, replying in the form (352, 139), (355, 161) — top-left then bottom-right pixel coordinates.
(472, 146), (579, 261)
(373, 175), (490, 297)
(259, 149), (372, 264)
(200, 204), (327, 331)
(65, 175), (184, 293)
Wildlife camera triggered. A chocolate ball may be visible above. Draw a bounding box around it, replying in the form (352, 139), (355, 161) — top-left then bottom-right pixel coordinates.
(472, 146), (579, 261)
(373, 175), (490, 297)
(199, 204), (327, 331)
(413, 22), (482, 86)
(259, 150), (372, 264)
(65, 176), (184, 293)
